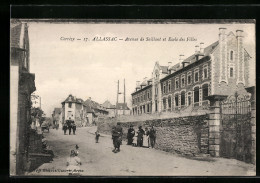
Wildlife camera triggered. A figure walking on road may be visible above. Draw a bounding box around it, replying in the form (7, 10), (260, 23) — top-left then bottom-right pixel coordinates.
(111, 122), (123, 153)
(127, 125), (135, 145)
(95, 130), (100, 143)
(137, 126), (145, 147)
(149, 126), (156, 148)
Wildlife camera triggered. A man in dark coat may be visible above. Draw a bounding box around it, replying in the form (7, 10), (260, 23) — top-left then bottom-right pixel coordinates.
(127, 125), (135, 145)
(66, 120), (72, 135)
(112, 122), (123, 153)
(137, 126), (145, 147)
(63, 123), (68, 135)
(71, 121), (76, 135)
(149, 126), (156, 148)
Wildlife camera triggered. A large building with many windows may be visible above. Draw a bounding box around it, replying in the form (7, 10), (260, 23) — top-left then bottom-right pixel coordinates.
(131, 28), (251, 115)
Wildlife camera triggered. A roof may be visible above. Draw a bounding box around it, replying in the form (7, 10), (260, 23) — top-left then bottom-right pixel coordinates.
(84, 98), (108, 112)
(116, 103), (130, 110)
(160, 65), (169, 74)
(102, 100), (116, 109)
(54, 108), (62, 114)
(62, 94), (85, 105)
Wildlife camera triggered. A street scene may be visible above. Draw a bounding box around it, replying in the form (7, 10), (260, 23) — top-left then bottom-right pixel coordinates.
(10, 19), (256, 176)
(28, 127), (255, 176)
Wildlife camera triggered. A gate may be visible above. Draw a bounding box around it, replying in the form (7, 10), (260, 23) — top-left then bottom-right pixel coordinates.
(220, 92), (252, 163)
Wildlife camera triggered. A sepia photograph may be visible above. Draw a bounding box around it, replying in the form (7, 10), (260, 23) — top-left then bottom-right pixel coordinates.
(10, 19), (256, 176)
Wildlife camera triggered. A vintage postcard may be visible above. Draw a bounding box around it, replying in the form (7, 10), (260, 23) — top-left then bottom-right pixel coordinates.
(10, 19), (256, 176)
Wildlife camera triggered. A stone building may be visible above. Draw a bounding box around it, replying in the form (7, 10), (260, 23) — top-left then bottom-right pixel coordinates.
(52, 108), (62, 127)
(132, 28), (251, 115)
(102, 100), (116, 117)
(84, 98), (109, 123)
(10, 22), (36, 175)
(116, 103), (131, 116)
(61, 94), (88, 126)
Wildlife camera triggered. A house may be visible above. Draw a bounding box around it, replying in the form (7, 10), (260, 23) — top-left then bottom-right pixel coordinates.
(102, 100), (116, 117)
(10, 22), (36, 175)
(84, 98), (109, 123)
(116, 103), (131, 116)
(52, 108), (62, 128)
(61, 94), (88, 127)
(131, 28), (252, 115)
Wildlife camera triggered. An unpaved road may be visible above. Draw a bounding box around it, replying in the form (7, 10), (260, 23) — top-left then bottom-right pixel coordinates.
(28, 126), (255, 176)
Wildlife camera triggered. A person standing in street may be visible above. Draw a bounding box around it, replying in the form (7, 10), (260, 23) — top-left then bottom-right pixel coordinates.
(137, 126), (145, 147)
(71, 121), (76, 135)
(127, 125), (135, 145)
(149, 126), (156, 148)
(63, 122), (68, 135)
(111, 122), (123, 153)
(67, 119), (72, 135)
(95, 130), (100, 143)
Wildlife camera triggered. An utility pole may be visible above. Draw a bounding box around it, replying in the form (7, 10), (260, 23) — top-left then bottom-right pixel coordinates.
(123, 78), (125, 115)
(116, 80), (119, 117)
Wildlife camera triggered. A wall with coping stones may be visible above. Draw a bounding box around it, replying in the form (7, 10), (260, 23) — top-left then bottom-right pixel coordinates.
(98, 114), (209, 156)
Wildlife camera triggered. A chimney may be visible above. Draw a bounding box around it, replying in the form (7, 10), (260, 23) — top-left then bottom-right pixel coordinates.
(200, 42), (204, 55)
(136, 81), (140, 87)
(236, 29), (244, 84)
(168, 62), (172, 74)
(219, 27), (228, 82)
(195, 45), (200, 54)
(179, 54), (184, 68)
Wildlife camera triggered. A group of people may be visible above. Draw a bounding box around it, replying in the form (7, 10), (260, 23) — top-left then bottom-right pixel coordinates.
(66, 145), (81, 175)
(127, 125), (156, 148)
(63, 119), (77, 135)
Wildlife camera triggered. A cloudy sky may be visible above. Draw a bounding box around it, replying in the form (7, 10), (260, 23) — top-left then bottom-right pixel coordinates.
(27, 22), (255, 116)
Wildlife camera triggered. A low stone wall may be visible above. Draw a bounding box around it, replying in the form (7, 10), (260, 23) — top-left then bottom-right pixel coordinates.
(98, 114), (209, 156)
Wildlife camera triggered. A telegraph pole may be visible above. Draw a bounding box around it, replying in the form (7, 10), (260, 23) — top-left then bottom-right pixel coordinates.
(123, 79), (125, 115)
(116, 80), (119, 117)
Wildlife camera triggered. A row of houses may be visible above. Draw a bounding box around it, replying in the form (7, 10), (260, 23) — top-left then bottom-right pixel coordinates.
(52, 95), (130, 127)
(131, 27), (252, 115)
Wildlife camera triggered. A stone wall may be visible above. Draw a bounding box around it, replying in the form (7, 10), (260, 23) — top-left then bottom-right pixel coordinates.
(98, 114), (209, 156)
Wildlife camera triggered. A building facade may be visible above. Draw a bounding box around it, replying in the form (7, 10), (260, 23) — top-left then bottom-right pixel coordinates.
(132, 28), (251, 115)
(10, 22), (36, 175)
(61, 95), (88, 127)
(52, 108), (62, 127)
(102, 100), (116, 117)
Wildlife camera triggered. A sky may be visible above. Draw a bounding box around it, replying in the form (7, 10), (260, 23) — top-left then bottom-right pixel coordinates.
(27, 22), (255, 116)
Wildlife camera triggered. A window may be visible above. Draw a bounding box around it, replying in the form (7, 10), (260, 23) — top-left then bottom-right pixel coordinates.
(202, 84), (209, 100)
(181, 91), (185, 106)
(168, 81), (171, 92)
(181, 75), (185, 87)
(230, 67), (234, 78)
(163, 83), (166, 94)
(175, 78), (179, 89)
(203, 65), (208, 79)
(194, 87), (200, 103)
(155, 100), (158, 111)
(147, 104), (150, 112)
(144, 93), (146, 100)
(175, 94), (179, 106)
(138, 97), (140, 102)
(163, 98), (167, 110)
(230, 50), (233, 61)
(188, 93), (192, 106)
(194, 69), (199, 82)
(187, 72), (192, 85)
(147, 91), (150, 99)
(141, 95), (143, 101)
(168, 96), (172, 109)
(68, 103), (72, 108)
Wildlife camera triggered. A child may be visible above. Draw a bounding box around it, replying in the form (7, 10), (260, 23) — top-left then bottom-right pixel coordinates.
(132, 134), (137, 147)
(66, 150), (81, 176)
(95, 131), (100, 143)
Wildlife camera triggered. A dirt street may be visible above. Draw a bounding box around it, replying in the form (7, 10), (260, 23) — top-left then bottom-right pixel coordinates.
(28, 126), (255, 176)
